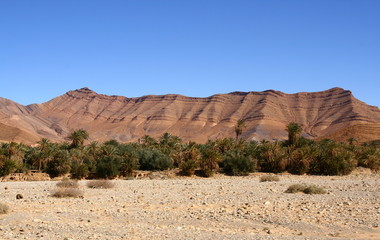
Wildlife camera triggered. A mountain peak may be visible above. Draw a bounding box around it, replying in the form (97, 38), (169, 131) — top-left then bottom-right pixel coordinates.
(76, 87), (96, 93)
(65, 87), (98, 98)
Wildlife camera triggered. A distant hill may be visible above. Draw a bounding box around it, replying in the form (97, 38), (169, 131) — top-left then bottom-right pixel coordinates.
(0, 87), (379, 144)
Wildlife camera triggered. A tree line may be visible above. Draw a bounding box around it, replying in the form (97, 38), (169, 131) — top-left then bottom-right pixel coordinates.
(0, 122), (379, 179)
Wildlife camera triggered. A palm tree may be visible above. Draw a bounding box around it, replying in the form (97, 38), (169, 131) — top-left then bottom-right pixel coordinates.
(141, 135), (157, 147)
(159, 132), (182, 157)
(234, 119), (246, 141)
(33, 138), (54, 171)
(286, 122), (302, 146)
(37, 138), (51, 151)
(68, 129), (89, 148)
(200, 146), (222, 177)
(86, 141), (99, 159)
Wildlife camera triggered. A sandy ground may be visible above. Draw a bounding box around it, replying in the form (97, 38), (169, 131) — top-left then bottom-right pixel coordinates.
(0, 171), (379, 240)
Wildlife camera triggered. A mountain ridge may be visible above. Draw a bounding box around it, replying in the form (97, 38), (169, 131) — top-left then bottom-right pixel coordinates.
(0, 87), (379, 144)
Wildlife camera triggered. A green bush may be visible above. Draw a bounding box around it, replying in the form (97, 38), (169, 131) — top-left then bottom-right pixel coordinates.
(287, 146), (318, 175)
(46, 150), (71, 178)
(0, 159), (18, 177)
(356, 146), (380, 172)
(95, 156), (120, 179)
(199, 147), (222, 177)
(180, 159), (198, 176)
(118, 144), (140, 177)
(222, 150), (256, 176)
(70, 163), (89, 179)
(310, 143), (356, 175)
(258, 142), (287, 173)
(178, 147), (201, 176)
(139, 148), (173, 171)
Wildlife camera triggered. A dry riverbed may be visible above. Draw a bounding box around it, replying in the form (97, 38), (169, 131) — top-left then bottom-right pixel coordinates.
(1, 170), (380, 240)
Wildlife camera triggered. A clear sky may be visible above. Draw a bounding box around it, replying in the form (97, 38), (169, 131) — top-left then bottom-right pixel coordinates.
(0, 0), (379, 107)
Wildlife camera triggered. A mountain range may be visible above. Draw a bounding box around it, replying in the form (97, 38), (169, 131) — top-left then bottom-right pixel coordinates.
(0, 87), (379, 144)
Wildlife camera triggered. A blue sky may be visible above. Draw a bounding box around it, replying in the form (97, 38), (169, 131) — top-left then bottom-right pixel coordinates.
(0, 0), (379, 107)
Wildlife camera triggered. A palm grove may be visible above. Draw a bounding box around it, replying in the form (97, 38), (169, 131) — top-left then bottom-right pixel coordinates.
(0, 122), (379, 179)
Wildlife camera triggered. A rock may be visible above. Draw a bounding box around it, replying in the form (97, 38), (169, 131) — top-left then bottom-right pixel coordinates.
(16, 194), (23, 199)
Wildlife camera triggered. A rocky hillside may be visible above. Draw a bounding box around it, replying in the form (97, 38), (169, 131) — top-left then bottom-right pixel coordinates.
(0, 87), (379, 144)
(319, 123), (380, 144)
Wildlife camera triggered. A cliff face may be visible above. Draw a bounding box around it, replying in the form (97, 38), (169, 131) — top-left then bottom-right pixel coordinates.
(0, 87), (379, 144)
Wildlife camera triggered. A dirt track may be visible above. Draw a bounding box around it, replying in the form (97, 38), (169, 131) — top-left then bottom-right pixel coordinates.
(1, 170), (379, 240)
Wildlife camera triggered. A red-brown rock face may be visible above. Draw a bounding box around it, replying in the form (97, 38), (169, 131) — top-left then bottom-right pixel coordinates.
(0, 87), (379, 144)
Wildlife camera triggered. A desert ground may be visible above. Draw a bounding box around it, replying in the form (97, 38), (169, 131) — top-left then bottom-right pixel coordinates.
(0, 170), (379, 240)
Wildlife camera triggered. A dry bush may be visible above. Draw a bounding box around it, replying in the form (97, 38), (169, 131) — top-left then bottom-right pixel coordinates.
(56, 179), (79, 188)
(51, 188), (84, 198)
(285, 184), (326, 194)
(0, 203), (9, 214)
(285, 184), (307, 193)
(303, 185), (326, 194)
(86, 180), (115, 189)
(260, 175), (280, 182)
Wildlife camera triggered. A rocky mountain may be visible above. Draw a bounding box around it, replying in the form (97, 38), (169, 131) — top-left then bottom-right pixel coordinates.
(0, 87), (379, 144)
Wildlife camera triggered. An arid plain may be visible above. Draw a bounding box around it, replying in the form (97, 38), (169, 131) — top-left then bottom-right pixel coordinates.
(1, 170), (379, 240)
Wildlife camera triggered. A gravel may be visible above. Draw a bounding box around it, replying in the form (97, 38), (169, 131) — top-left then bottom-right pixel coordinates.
(0, 172), (379, 239)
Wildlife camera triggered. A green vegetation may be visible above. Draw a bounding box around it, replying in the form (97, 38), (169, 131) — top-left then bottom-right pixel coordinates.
(0, 126), (379, 179)
(222, 150), (256, 176)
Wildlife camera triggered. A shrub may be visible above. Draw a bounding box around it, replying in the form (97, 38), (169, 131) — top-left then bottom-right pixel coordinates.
(46, 150), (71, 178)
(287, 146), (318, 175)
(120, 157), (139, 177)
(95, 156), (120, 179)
(51, 188), (84, 198)
(139, 148), (173, 171)
(260, 175), (280, 182)
(303, 185), (326, 194)
(180, 159), (198, 176)
(118, 144), (140, 177)
(285, 184), (307, 193)
(56, 179), (79, 188)
(258, 142), (287, 173)
(0, 203), (9, 214)
(356, 146), (380, 172)
(310, 143), (356, 175)
(222, 150), (256, 176)
(285, 184), (326, 194)
(199, 147), (222, 177)
(87, 180), (115, 189)
(70, 163), (89, 179)
(0, 159), (18, 177)
(178, 147), (201, 176)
